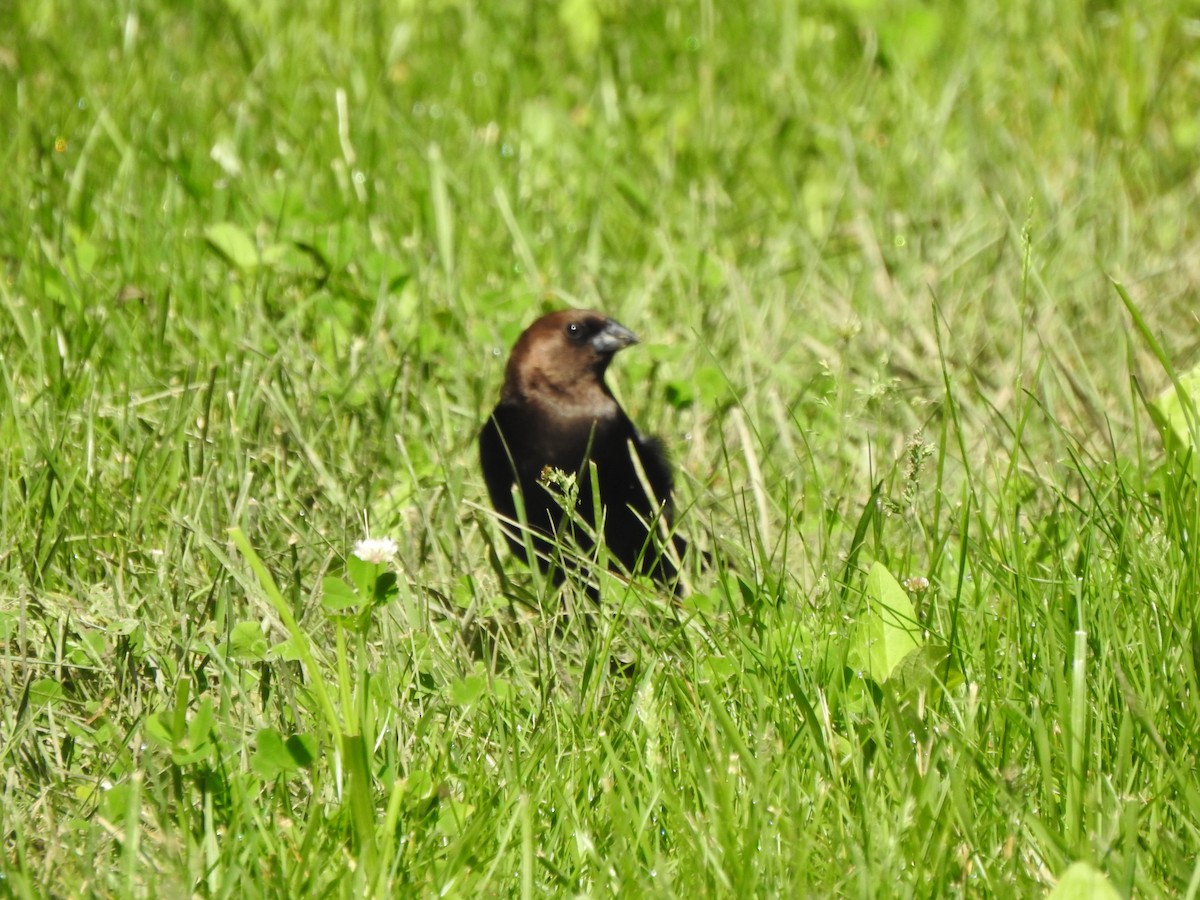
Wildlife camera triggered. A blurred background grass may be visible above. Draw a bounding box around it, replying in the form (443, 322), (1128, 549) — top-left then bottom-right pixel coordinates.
(2, 0), (1199, 895)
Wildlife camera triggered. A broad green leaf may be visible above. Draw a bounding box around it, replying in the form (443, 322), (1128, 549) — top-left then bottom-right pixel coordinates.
(99, 783), (134, 822)
(452, 574), (474, 610)
(258, 242), (293, 268)
(285, 733), (318, 768)
(270, 635), (306, 661)
(694, 366), (727, 406)
(1150, 363), (1200, 474)
(29, 678), (65, 707)
(229, 620), (268, 661)
(170, 697), (215, 766)
(252, 729), (296, 778)
(681, 587), (717, 614)
(890, 642), (964, 693)
(67, 630), (107, 667)
(558, 0), (600, 59)
(449, 674), (486, 706)
(321, 575), (361, 611)
(252, 729), (316, 778)
(144, 712), (175, 748)
(346, 554), (388, 600)
(664, 379), (694, 410)
(878, 7), (944, 68)
(436, 798), (473, 838)
(204, 222), (259, 270)
(1047, 862), (1121, 900)
(854, 562), (923, 683)
(373, 571), (399, 604)
(172, 744), (213, 767)
(359, 249), (411, 294)
(491, 677), (512, 701)
(405, 770), (434, 801)
(187, 697), (215, 747)
(705, 655), (738, 682)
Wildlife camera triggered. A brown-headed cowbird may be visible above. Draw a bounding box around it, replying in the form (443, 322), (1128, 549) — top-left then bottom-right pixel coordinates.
(480, 310), (688, 593)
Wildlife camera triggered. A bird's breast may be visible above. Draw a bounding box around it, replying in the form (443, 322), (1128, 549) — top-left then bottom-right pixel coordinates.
(503, 405), (625, 479)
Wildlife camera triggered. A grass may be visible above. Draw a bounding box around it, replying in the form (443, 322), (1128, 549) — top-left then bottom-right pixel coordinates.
(2, 0), (1200, 895)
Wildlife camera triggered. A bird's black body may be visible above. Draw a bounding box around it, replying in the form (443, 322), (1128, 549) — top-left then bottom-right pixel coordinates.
(479, 310), (686, 591)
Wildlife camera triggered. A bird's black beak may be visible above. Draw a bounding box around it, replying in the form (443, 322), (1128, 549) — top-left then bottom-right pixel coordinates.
(592, 319), (639, 355)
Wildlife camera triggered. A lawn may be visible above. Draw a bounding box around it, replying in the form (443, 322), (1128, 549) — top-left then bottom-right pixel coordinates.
(2, 0), (1199, 895)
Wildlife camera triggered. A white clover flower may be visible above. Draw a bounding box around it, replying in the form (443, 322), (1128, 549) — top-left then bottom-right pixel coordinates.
(352, 537), (399, 564)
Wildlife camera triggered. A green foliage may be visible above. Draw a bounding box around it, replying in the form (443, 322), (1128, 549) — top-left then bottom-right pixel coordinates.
(852, 561), (922, 683)
(250, 729), (317, 780)
(1048, 862), (1123, 900)
(2, 0), (1199, 895)
(1150, 363), (1200, 477)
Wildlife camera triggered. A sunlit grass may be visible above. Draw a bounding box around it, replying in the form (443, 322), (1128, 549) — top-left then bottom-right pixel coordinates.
(2, 0), (1199, 895)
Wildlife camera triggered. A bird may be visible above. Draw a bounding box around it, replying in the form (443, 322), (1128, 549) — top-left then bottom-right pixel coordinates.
(479, 309), (689, 594)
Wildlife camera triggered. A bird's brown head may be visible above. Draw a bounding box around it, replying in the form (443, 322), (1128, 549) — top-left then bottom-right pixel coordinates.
(501, 310), (638, 410)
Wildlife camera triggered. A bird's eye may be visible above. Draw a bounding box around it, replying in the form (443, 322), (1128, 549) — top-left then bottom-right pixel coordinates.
(565, 321), (585, 341)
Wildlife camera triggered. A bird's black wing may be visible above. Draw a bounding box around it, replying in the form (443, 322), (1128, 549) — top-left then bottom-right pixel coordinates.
(478, 409), (526, 560)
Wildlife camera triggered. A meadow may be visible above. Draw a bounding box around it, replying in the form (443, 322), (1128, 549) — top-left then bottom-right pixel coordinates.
(2, 0), (1199, 895)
